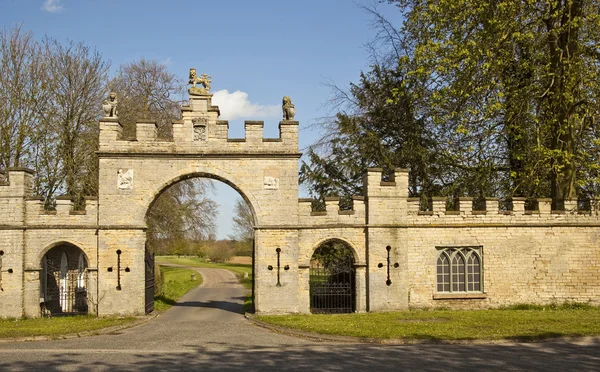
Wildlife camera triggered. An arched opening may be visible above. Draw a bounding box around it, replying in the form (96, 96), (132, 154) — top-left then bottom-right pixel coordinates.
(309, 239), (356, 314)
(40, 243), (89, 316)
(144, 173), (256, 314)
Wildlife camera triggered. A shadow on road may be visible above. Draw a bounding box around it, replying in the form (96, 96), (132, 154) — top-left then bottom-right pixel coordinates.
(1, 340), (599, 371)
(173, 300), (244, 314)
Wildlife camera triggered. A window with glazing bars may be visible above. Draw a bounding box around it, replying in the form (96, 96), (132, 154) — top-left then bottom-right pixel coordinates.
(436, 246), (482, 293)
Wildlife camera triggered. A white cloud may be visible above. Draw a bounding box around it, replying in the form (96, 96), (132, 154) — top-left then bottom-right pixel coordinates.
(42, 0), (63, 13)
(211, 90), (279, 120)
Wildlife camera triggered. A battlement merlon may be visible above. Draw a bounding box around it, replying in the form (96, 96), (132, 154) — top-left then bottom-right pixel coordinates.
(99, 117), (123, 147)
(364, 168), (409, 199)
(297, 196), (366, 225)
(0, 168), (34, 197)
(24, 196), (98, 225)
(363, 168), (409, 225)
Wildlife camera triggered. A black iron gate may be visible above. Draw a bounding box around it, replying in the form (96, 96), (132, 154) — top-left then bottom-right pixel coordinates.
(310, 255), (355, 313)
(41, 261), (88, 316)
(145, 248), (155, 314)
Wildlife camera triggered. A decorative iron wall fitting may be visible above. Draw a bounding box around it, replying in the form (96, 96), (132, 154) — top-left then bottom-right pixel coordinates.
(0, 250), (13, 292)
(377, 245), (399, 286)
(267, 247), (289, 287)
(113, 249), (130, 291)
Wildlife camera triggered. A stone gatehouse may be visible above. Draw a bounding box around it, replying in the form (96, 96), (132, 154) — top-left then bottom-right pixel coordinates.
(1, 73), (599, 318)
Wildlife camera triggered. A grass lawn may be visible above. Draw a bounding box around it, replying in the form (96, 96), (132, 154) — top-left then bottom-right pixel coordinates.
(156, 256), (252, 289)
(0, 316), (136, 340)
(154, 266), (203, 312)
(257, 304), (600, 342)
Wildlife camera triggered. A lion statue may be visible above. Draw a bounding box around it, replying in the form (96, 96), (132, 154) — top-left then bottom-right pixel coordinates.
(188, 68), (212, 92)
(282, 96), (296, 120)
(102, 92), (118, 118)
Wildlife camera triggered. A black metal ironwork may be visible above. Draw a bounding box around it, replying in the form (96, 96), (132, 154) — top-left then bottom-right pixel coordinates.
(40, 260), (88, 316)
(310, 253), (355, 314)
(377, 245), (399, 286)
(144, 247), (155, 314)
(113, 249), (130, 291)
(0, 250), (11, 292)
(267, 247), (289, 287)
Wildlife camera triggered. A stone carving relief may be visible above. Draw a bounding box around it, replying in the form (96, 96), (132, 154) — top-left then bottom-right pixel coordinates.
(282, 96), (296, 120)
(102, 92), (118, 118)
(192, 117), (208, 142)
(264, 176), (280, 190)
(194, 126), (207, 142)
(117, 169), (134, 190)
(188, 68), (212, 96)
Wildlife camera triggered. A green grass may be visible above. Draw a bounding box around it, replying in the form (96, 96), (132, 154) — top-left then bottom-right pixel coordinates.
(156, 256), (253, 289)
(0, 316), (136, 340)
(156, 256), (253, 311)
(154, 266), (202, 312)
(257, 306), (600, 341)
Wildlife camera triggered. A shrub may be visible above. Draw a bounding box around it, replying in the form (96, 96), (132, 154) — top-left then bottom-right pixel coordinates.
(204, 240), (235, 263)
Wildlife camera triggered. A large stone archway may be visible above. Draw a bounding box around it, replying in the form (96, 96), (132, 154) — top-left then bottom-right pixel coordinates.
(95, 91), (302, 315)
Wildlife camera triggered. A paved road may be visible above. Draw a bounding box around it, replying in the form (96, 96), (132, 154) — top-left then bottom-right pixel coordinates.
(0, 266), (599, 371)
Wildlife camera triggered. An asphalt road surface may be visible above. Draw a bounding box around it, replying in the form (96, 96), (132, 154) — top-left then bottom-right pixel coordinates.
(0, 266), (599, 371)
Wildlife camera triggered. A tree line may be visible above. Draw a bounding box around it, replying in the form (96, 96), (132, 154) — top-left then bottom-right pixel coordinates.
(301, 0), (600, 211)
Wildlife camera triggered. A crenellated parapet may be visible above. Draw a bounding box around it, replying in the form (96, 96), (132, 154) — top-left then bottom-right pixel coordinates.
(24, 196), (98, 227)
(99, 91), (299, 155)
(0, 168), (97, 227)
(298, 196), (366, 226)
(359, 168), (600, 226)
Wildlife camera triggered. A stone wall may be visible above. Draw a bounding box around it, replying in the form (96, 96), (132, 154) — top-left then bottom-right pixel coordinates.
(1, 90), (599, 318)
(0, 168), (98, 318)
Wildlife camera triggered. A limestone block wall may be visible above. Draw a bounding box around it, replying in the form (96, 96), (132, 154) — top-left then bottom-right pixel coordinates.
(404, 225), (600, 309)
(0, 169), (31, 317)
(0, 168), (99, 318)
(362, 168), (600, 310)
(401, 199), (600, 309)
(364, 169), (409, 311)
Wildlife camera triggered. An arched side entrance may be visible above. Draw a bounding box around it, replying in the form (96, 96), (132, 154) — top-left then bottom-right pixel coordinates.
(40, 243), (89, 316)
(309, 239), (356, 313)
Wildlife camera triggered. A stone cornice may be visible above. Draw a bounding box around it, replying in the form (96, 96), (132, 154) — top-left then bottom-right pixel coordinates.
(96, 152), (302, 159)
(0, 225), (146, 230)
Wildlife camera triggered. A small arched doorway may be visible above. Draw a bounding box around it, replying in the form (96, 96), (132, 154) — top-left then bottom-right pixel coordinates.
(309, 239), (356, 313)
(40, 243), (89, 316)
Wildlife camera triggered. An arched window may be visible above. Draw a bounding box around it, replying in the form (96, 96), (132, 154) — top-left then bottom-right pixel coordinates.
(436, 247), (482, 293)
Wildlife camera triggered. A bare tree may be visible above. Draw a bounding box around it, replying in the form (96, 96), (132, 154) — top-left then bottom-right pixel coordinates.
(109, 59), (183, 139)
(0, 26), (46, 172)
(146, 179), (218, 254)
(39, 38), (109, 205)
(230, 198), (254, 241)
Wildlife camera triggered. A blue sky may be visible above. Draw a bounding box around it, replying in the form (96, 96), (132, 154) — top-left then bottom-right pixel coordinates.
(1, 0), (401, 239)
